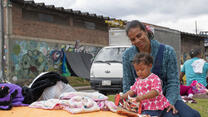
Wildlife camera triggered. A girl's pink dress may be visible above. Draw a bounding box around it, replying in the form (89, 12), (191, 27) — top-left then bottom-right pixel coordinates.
(130, 73), (170, 110)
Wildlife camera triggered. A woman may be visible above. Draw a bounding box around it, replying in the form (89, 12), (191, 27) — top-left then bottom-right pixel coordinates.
(180, 48), (208, 88)
(122, 20), (200, 117)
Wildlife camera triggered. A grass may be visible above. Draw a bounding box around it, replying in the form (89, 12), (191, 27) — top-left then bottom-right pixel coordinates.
(187, 98), (208, 117)
(108, 95), (116, 102)
(107, 95), (208, 117)
(66, 76), (90, 87)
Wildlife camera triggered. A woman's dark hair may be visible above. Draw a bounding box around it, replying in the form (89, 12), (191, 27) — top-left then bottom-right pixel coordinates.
(132, 52), (153, 65)
(189, 48), (201, 58)
(125, 20), (154, 39)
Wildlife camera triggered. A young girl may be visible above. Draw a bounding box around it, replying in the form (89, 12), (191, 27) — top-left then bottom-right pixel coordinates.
(120, 52), (171, 116)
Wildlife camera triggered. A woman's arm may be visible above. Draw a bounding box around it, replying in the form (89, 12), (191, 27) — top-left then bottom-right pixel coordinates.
(122, 52), (134, 93)
(164, 46), (180, 105)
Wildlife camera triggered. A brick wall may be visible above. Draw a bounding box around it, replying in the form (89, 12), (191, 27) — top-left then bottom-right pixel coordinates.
(181, 38), (201, 54)
(181, 35), (204, 63)
(5, 2), (108, 81)
(12, 3), (109, 46)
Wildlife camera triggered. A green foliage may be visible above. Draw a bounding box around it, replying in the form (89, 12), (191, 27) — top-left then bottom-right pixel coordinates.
(66, 76), (90, 87)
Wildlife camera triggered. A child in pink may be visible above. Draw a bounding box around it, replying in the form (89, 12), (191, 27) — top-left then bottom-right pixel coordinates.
(121, 53), (171, 116)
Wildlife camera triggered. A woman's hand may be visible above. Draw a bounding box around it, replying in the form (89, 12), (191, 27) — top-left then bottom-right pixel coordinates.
(167, 104), (178, 114)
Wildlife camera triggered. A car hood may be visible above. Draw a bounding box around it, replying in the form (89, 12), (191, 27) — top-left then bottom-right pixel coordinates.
(90, 63), (123, 78)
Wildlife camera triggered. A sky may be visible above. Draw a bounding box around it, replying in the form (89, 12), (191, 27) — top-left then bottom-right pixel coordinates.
(33, 0), (208, 34)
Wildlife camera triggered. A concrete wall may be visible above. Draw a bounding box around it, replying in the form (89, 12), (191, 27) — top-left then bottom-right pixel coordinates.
(154, 27), (181, 68)
(0, 0), (3, 81)
(181, 35), (204, 63)
(109, 28), (131, 46)
(8, 38), (101, 84)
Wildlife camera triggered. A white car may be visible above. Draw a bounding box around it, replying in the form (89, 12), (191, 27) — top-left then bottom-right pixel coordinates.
(90, 46), (130, 94)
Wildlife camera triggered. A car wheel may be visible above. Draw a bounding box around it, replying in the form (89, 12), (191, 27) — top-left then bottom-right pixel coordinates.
(99, 90), (107, 95)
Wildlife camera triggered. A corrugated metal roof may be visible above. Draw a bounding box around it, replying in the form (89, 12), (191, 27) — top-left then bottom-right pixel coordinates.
(10, 0), (122, 21)
(181, 31), (208, 38)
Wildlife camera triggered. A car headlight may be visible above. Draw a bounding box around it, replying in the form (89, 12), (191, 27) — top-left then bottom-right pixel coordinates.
(90, 71), (95, 78)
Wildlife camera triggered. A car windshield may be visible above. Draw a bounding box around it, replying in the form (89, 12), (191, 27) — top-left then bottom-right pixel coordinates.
(94, 47), (128, 63)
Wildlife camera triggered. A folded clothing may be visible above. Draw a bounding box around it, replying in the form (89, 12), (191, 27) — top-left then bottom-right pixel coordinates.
(0, 83), (28, 110)
(22, 72), (69, 104)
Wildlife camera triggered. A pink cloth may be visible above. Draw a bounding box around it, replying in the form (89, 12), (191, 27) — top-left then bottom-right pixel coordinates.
(130, 73), (170, 110)
(180, 85), (193, 96)
(190, 80), (208, 94)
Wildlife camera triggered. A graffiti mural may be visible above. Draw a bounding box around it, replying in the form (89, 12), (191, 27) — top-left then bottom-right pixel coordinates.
(62, 44), (102, 61)
(19, 49), (48, 78)
(9, 40), (101, 82)
(10, 40), (59, 79)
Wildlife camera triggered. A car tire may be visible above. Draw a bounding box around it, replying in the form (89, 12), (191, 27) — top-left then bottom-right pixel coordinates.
(99, 90), (107, 95)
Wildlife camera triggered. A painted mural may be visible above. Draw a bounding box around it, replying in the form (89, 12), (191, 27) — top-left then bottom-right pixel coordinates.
(9, 40), (101, 82)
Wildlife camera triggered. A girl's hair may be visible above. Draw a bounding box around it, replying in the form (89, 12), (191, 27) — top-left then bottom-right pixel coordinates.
(189, 48), (201, 58)
(132, 52), (153, 65)
(125, 20), (154, 39)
